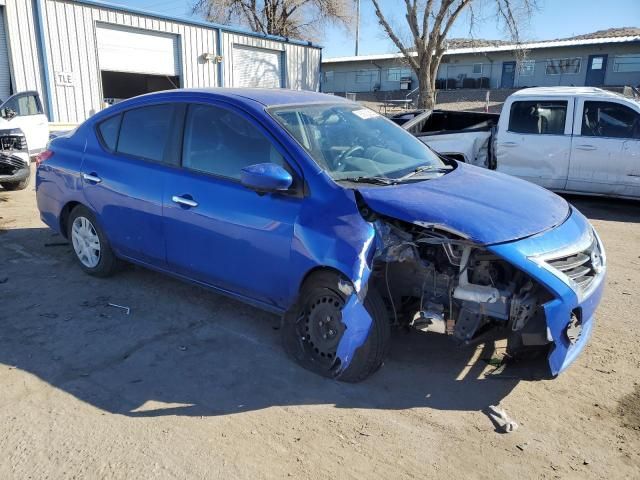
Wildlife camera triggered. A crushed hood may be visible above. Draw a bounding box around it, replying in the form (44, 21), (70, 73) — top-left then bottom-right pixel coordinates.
(357, 162), (570, 245)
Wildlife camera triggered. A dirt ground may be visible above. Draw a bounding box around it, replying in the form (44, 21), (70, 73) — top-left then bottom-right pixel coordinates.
(1, 171), (639, 479)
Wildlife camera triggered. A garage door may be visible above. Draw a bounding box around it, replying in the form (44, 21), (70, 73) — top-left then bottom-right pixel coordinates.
(232, 45), (282, 88)
(0, 7), (11, 101)
(96, 24), (179, 76)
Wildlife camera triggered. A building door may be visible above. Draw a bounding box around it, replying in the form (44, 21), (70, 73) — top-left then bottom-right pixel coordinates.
(501, 62), (516, 88)
(585, 55), (607, 86)
(0, 7), (12, 101)
(96, 24), (181, 103)
(232, 45), (282, 88)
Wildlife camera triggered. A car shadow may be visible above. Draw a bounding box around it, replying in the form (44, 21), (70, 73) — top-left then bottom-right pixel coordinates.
(0, 226), (550, 419)
(563, 194), (640, 223)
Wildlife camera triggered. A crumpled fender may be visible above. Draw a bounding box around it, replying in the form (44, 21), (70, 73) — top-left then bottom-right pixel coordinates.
(334, 294), (373, 374)
(287, 182), (376, 304)
(286, 179), (378, 376)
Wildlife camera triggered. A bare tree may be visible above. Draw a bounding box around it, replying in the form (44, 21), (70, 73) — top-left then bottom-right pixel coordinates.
(371, 0), (538, 109)
(192, 0), (353, 41)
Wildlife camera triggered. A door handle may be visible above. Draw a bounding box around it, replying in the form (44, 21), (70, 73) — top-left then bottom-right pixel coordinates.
(172, 195), (198, 208)
(500, 141), (517, 147)
(575, 144), (596, 151)
(628, 174), (640, 177)
(82, 173), (102, 183)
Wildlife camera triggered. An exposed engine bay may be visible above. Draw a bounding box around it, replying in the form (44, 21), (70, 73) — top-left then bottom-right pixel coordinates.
(361, 207), (553, 356)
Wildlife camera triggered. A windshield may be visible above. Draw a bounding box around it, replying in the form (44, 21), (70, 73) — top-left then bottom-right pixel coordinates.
(270, 103), (447, 183)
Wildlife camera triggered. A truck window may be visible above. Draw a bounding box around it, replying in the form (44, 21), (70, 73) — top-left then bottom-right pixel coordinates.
(581, 101), (640, 139)
(508, 100), (567, 135)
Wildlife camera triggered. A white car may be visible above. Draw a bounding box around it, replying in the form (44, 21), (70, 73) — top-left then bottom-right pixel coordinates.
(403, 87), (640, 199)
(0, 91), (49, 190)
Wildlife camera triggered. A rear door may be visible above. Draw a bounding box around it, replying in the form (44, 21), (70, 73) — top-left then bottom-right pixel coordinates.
(0, 92), (49, 155)
(568, 99), (640, 198)
(81, 103), (182, 265)
(162, 102), (302, 307)
(496, 97), (573, 190)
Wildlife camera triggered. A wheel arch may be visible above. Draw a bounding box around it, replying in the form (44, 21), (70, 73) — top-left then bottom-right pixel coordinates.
(58, 201), (83, 238)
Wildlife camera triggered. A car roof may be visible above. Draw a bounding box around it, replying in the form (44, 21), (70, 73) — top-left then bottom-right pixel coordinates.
(511, 86), (623, 99)
(162, 88), (348, 107)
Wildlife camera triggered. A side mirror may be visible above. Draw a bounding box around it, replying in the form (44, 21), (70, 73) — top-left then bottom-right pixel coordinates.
(0, 108), (16, 120)
(240, 163), (293, 193)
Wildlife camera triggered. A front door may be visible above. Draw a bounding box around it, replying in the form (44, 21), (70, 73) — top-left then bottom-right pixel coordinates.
(163, 102), (302, 307)
(82, 103), (181, 266)
(501, 62), (516, 88)
(585, 55), (607, 86)
(568, 99), (640, 198)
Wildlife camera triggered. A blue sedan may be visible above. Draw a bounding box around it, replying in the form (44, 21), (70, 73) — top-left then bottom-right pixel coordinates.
(36, 89), (605, 382)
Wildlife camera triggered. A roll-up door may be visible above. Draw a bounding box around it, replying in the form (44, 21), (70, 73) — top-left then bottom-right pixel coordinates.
(232, 45), (282, 88)
(96, 24), (179, 76)
(0, 7), (11, 101)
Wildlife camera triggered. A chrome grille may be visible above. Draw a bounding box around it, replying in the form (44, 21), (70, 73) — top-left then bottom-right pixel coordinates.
(546, 238), (602, 292)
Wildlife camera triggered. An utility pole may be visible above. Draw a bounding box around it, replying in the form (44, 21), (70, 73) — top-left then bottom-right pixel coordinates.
(355, 0), (360, 56)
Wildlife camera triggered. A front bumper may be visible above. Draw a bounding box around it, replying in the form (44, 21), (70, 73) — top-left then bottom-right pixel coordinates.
(0, 153), (30, 183)
(489, 207), (606, 376)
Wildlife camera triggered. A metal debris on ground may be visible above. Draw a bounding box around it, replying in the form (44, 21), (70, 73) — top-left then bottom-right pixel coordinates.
(107, 303), (130, 315)
(44, 242), (69, 247)
(487, 405), (519, 433)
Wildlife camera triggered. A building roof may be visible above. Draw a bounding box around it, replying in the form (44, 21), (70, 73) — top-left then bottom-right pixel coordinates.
(69, 0), (321, 48)
(323, 28), (640, 63)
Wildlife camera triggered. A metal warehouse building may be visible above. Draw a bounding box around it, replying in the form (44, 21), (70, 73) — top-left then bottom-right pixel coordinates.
(0, 0), (321, 123)
(322, 30), (640, 94)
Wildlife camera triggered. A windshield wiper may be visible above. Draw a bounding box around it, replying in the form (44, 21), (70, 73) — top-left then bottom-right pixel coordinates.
(337, 176), (397, 185)
(397, 164), (452, 182)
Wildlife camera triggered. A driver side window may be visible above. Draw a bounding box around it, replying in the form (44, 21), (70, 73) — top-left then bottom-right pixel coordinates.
(182, 104), (285, 180)
(581, 101), (640, 139)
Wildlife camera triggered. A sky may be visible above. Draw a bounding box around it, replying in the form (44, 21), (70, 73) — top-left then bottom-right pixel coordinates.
(122, 0), (640, 58)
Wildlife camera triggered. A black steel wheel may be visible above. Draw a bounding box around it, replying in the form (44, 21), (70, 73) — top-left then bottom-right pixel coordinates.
(282, 270), (390, 382)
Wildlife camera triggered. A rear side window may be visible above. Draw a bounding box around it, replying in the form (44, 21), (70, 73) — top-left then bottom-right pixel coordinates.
(581, 101), (640, 139)
(97, 114), (121, 151)
(182, 104), (285, 180)
(508, 100), (567, 135)
(117, 104), (176, 162)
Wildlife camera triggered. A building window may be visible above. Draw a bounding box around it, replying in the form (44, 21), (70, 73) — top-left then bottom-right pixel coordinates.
(356, 69), (378, 83)
(387, 67), (411, 81)
(519, 60), (535, 76)
(472, 63), (483, 74)
(613, 54), (640, 73)
(545, 57), (581, 75)
(324, 71), (334, 82)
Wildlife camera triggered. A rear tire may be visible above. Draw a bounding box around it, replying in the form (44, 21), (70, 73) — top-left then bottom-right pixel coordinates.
(282, 270), (390, 382)
(67, 205), (119, 277)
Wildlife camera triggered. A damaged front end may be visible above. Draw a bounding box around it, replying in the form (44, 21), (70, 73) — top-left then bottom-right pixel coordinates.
(367, 212), (555, 363)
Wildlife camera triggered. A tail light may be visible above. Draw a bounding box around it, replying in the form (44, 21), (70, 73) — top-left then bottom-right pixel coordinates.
(36, 150), (54, 166)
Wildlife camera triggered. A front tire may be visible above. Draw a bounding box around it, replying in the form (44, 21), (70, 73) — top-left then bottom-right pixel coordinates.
(67, 205), (119, 277)
(282, 271), (390, 382)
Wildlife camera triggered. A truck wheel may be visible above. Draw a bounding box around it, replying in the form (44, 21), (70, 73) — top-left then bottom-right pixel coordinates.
(282, 271), (390, 382)
(0, 176), (30, 191)
(67, 205), (119, 277)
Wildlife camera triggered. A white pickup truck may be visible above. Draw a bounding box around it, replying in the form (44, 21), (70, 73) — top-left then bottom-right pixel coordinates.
(0, 91), (49, 190)
(400, 87), (640, 199)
